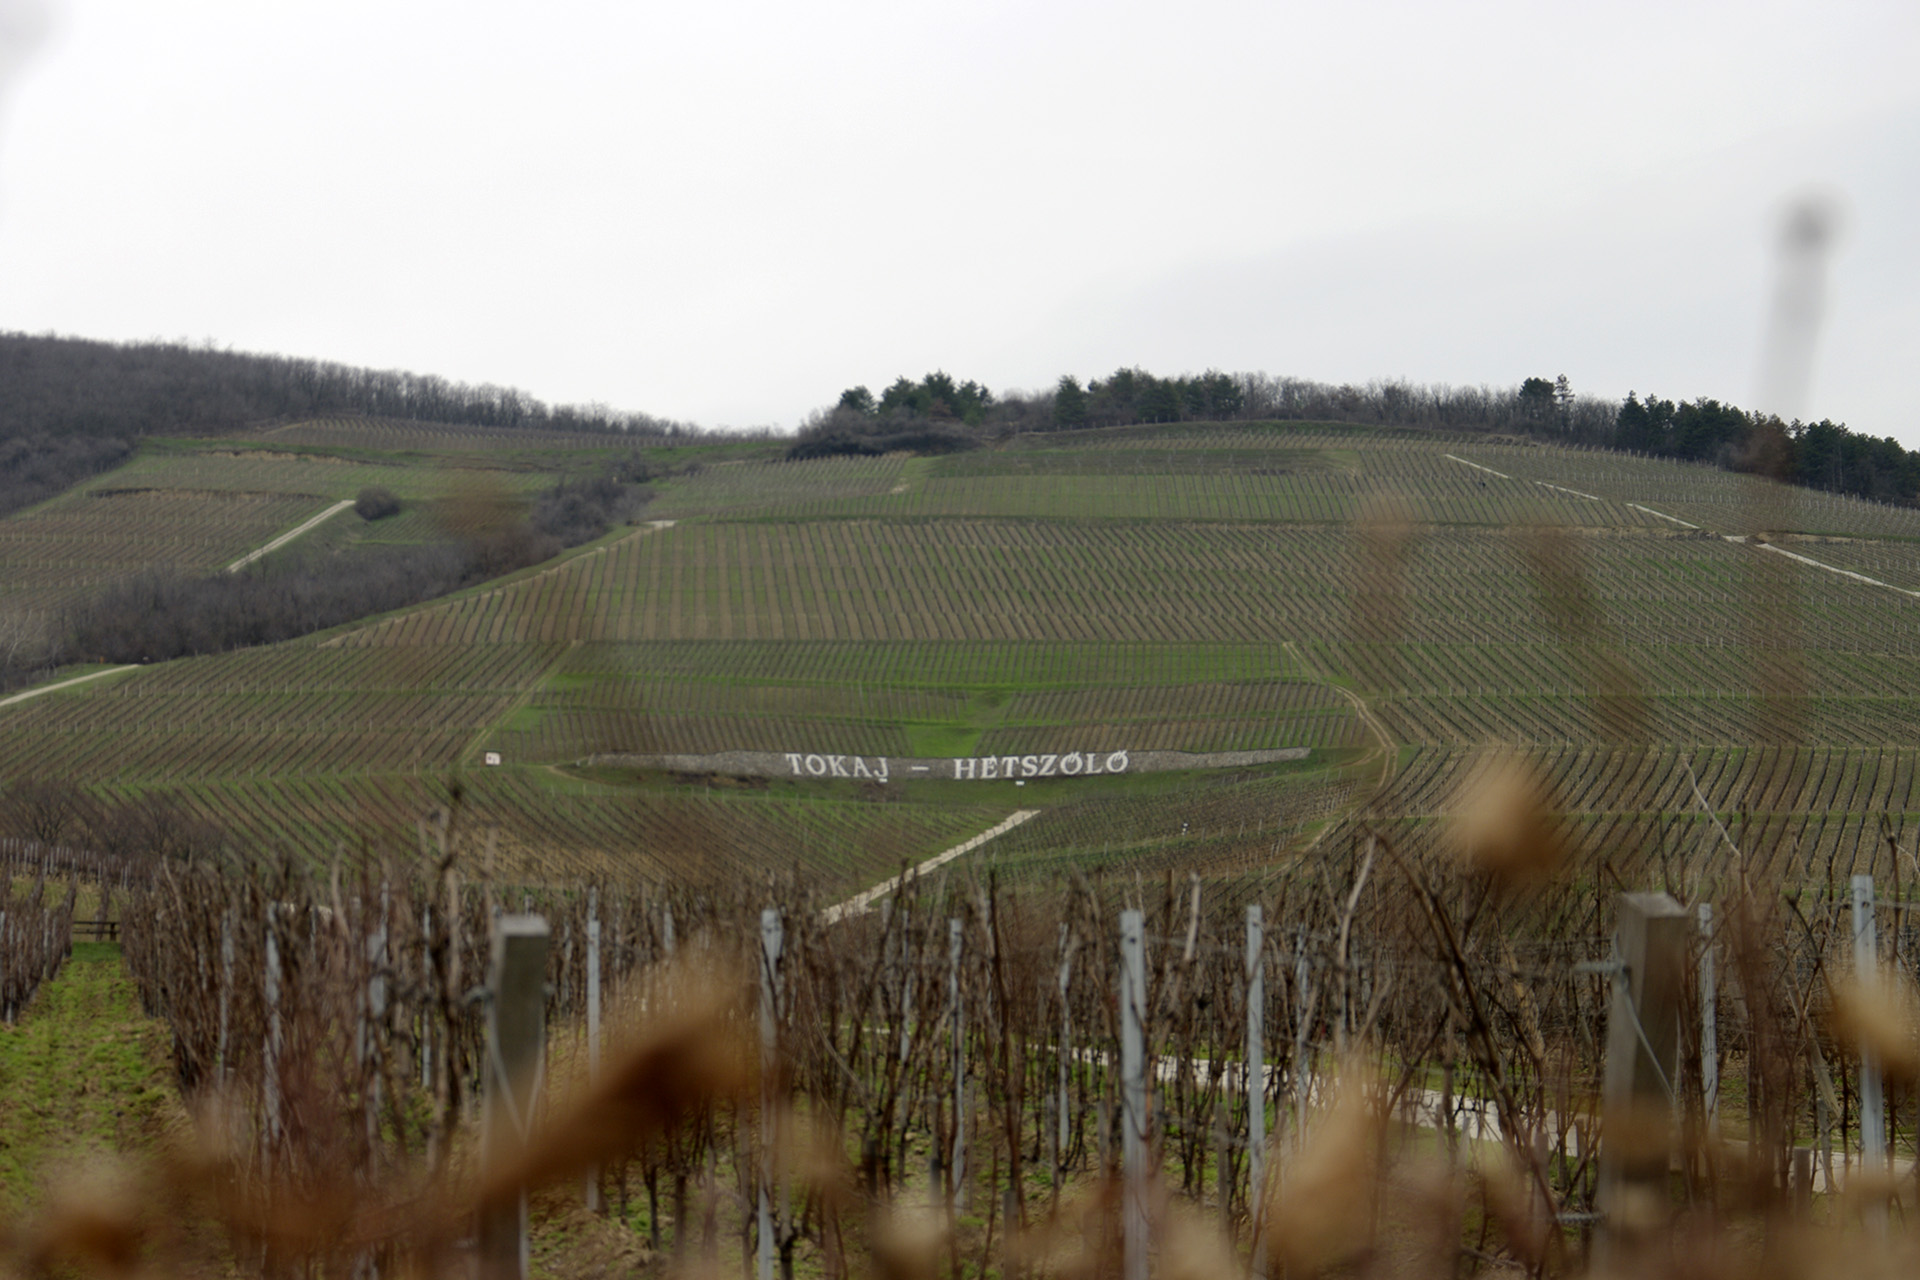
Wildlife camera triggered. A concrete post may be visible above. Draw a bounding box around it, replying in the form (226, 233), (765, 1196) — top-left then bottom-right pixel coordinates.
(478, 914), (551, 1280)
(949, 917), (966, 1211)
(1697, 903), (1717, 1128)
(1246, 904), (1266, 1258)
(1119, 908), (1148, 1280)
(1852, 875), (1887, 1232)
(757, 908), (782, 1280)
(1599, 892), (1686, 1251)
(585, 888), (602, 1213)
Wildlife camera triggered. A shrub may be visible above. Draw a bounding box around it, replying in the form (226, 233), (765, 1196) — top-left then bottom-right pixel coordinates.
(354, 486), (402, 520)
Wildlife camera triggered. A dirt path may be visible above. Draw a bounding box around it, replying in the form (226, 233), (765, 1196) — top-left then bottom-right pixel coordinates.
(0, 943), (178, 1214)
(822, 809), (1041, 923)
(0, 666), (138, 711)
(224, 498), (355, 573)
(1285, 641), (1396, 793)
(1283, 641), (1399, 851)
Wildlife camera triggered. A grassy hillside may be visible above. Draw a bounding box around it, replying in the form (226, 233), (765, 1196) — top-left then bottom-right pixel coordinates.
(6, 417), (1920, 891)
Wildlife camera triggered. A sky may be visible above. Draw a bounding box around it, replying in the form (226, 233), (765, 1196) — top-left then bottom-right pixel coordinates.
(0, 1), (1914, 440)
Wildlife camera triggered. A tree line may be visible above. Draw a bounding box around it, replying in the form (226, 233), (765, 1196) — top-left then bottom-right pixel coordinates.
(0, 432), (136, 521)
(805, 366), (1918, 508)
(0, 332), (698, 520)
(0, 331), (696, 441)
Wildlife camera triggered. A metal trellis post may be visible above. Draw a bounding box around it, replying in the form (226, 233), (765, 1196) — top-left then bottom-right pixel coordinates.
(1120, 908), (1148, 1280)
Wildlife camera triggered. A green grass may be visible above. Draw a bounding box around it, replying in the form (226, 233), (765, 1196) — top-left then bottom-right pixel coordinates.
(0, 944), (175, 1215)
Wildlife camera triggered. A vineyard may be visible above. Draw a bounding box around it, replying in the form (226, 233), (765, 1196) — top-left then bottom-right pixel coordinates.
(0, 488), (334, 614)
(7, 414), (1920, 1277)
(19, 805), (1911, 1280)
(249, 415), (646, 455)
(0, 424), (596, 619)
(4, 419), (1920, 887)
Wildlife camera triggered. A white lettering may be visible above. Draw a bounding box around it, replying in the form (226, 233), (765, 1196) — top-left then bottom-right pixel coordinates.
(1061, 753), (1083, 775)
(1086, 750), (1104, 774)
(1107, 751), (1130, 773)
(1021, 755), (1039, 777)
(785, 754), (804, 774)
(1040, 754), (1058, 776)
(829, 755), (850, 777)
(981, 757), (999, 779)
(953, 758), (976, 779)
(876, 758), (890, 781)
(805, 754), (828, 776)
(852, 758), (872, 778)
(1002, 756), (1019, 779)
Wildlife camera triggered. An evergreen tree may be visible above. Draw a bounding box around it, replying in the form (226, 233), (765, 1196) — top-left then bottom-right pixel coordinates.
(1053, 375), (1088, 430)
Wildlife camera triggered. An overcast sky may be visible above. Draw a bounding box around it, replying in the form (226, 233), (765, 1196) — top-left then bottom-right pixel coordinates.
(0, 1), (1914, 440)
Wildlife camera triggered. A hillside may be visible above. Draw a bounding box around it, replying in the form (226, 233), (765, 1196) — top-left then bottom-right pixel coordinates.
(3, 416), (1920, 893)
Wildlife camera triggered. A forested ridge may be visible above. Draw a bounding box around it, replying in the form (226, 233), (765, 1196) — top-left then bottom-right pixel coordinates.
(0, 331), (692, 439)
(0, 331), (695, 520)
(3, 331), (1908, 515)
(810, 369), (1919, 508)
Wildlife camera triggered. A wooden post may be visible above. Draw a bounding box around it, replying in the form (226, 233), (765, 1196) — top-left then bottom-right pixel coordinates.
(1119, 908), (1147, 1280)
(585, 887), (602, 1213)
(1697, 903), (1717, 1128)
(478, 914), (551, 1280)
(1852, 874), (1887, 1231)
(1599, 892), (1686, 1250)
(757, 908), (782, 1280)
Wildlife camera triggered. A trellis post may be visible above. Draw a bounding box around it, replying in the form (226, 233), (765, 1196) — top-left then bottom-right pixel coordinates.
(1852, 874), (1887, 1232)
(478, 914), (550, 1280)
(1291, 931), (1312, 1141)
(1697, 903), (1717, 1128)
(585, 887), (602, 1213)
(1119, 908), (1148, 1280)
(949, 916), (967, 1211)
(1598, 892), (1686, 1255)
(757, 908), (782, 1280)
(1055, 922), (1073, 1189)
(216, 910), (234, 1085)
(364, 909), (388, 1155)
(263, 916), (283, 1165)
(419, 905), (433, 1091)
(1246, 904), (1266, 1259)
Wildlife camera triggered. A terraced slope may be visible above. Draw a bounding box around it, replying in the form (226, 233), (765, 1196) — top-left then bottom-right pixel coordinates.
(9, 420), (1920, 891)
